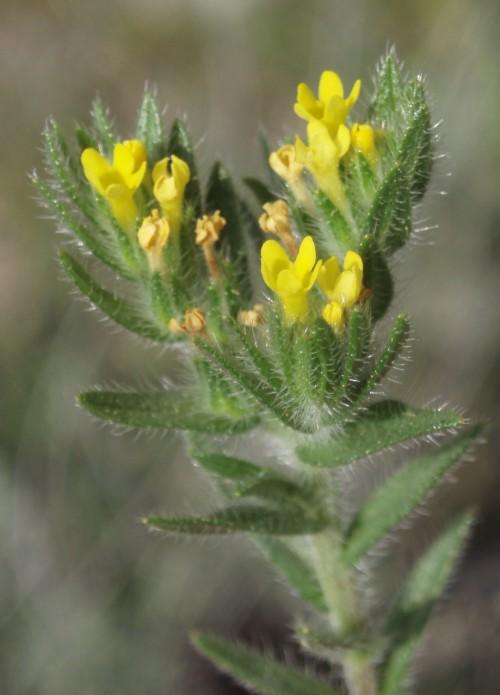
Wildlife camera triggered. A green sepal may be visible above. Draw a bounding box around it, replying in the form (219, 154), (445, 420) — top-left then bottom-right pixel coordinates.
(296, 401), (464, 468)
(398, 97), (433, 202)
(90, 97), (117, 156)
(380, 510), (474, 695)
(243, 176), (277, 206)
(79, 390), (260, 434)
(59, 250), (167, 341)
(146, 502), (327, 535)
(206, 162), (253, 305)
(353, 313), (409, 402)
(192, 633), (338, 695)
(342, 425), (481, 565)
(369, 50), (405, 126)
(136, 88), (166, 164)
(358, 236), (393, 321)
(256, 538), (329, 613)
(167, 119), (202, 216)
(363, 165), (412, 255)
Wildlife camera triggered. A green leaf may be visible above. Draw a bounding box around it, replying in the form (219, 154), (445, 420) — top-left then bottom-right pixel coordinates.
(90, 97), (117, 155)
(381, 511), (474, 695)
(193, 452), (263, 482)
(146, 503), (326, 535)
(353, 313), (409, 402)
(398, 102), (433, 202)
(136, 88), (166, 164)
(192, 633), (339, 695)
(296, 401), (464, 468)
(256, 538), (328, 613)
(336, 307), (370, 400)
(342, 425), (480, 564)
(314, 189), (355, 251)
(370, 50), (405, 125)
(230, 320), (284, 393)
(59, 251), (169, 341)
(167, 118), (202, 216)
(358, 236), (394, 321)
(79, 390), (260, 435)
(363, 165), (412, 254)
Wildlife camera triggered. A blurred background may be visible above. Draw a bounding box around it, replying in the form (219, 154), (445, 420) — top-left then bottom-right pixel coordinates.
(1, 0), (499, 692)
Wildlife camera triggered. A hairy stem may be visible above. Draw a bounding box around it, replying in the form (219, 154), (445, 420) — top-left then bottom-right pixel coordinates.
(310, 471), (379, 695)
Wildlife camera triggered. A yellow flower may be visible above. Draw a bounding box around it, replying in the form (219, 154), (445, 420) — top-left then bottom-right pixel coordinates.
(318, 250), (364, 331)
(137, 209), (170, 272)
(195, 211), (227, 281)
(81, 140), (147, 230)
(351, 123), (378, 166)
(294, 70), (360, 141)
(261, 235), (322, 322)
(295, 120), (351, 211)
(152, 155), (190, 232)
(168, 308), (207, 336)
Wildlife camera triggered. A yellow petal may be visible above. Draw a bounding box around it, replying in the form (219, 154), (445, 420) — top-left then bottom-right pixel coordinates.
(293, 236), (316, 279)
(294, 82), (322, 121)
(276, 268), (303, 295)
(113, 143), (135, 176)
(171, 155), (191, 188)
(346, 79), (361, 111)
(80, 148), (110, 195)
(318, 70), (344, 102)
(343, 250), (363, 274)
(152, 157), (167, 184)
(261, 239), (290, 291)
(317, 255), (340, 297)
(336, 123), (351, 158)
(332, 270), (359, 310)
(123, 140), (147, 170)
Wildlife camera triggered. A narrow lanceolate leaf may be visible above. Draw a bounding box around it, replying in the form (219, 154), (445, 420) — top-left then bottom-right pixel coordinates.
(353, 313), (410, 402)
(193, 452), (263, 483)
(398, 103), (433, 202)
(256, 538), (328, 613)
(363, 164), (412, 254)
(90, 97), (117, 155)
(136, 89), (166, 164)
(243, 176), (277, 206)
(146, 503), (327, 535)
(370, 50), (405, 125)
(296, 401), (464, 468)
(335, 307), (370, 400)
(59, 251), (170, 341)
(79, 390), (260, 435)
(343, 425), (480, 564)
(381, 511), (474, 695)
(358, 236), (394, 321)
(192, 633), (339, 695)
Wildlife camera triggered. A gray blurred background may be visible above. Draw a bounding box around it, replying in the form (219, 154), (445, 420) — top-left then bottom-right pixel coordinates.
(1, 0), (499, 693)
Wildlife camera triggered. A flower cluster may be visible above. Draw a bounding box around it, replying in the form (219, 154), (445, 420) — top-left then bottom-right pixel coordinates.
(261, 230), (364, 331)
(269, 70), (376, 211)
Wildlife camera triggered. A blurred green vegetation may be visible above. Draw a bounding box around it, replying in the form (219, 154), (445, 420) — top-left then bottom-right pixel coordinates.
(0, 0), (498, 693)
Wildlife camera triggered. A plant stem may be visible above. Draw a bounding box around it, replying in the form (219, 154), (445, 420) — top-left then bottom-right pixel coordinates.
(310, 472), (379, 695)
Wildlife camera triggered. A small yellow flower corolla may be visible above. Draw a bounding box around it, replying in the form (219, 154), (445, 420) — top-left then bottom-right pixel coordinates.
(351, 123), (378, 166)
(195, 211), (226, 281)
(294, 70), (360, 140)
(81, 140), (147, 230)
(261, 235), (321, 322)
(259, 200), (298, 256)
(318, 250), (364, 331)
(152, 155), (190, 232)
(137, 209), (170, 272)
(295, 120), (351, 211)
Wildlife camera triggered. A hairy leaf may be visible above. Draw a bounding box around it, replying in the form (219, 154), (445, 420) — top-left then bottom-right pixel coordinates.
(79, 390), (260, 435)
(343, 425), (480, 564)
(192, 633), (339, 695)
(296, 401), (464, 468)
(136, 88), (166, 164)
(381, 511), (474, 695)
